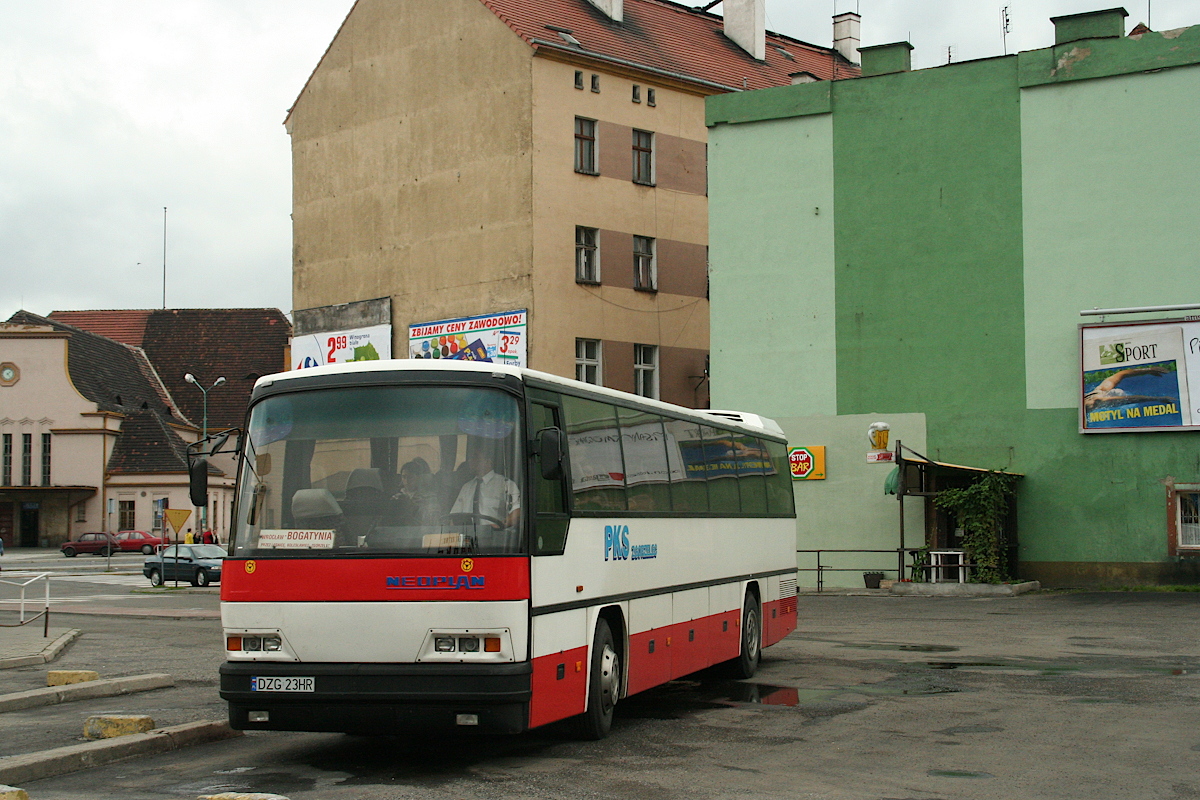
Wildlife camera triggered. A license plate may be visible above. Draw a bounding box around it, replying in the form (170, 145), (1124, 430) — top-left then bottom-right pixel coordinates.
(251, 676), (314, 692)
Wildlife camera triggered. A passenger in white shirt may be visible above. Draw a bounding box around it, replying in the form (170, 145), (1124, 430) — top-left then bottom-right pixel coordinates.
(450, 440), (521, 528)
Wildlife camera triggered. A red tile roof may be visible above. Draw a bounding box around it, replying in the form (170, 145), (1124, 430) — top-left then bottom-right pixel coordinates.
(47, 308), (291, 431)
(48, 310), (153, 347)
(482, 0), (856, 89)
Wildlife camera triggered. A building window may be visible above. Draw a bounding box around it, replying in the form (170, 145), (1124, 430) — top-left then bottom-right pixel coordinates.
(591, 74), (600, 93)
(1180, 492), (1200, 548)
(634, 345), (659, 399)
(576, 339), (602, 385)
(119, 499), (136, 531)
(633, 236), (656, 291)
(647, 88), (656, 107)
(632, 84), (641, 103)
(41, 433), (51, 486)
(2, 434), (10, 485)
(576, 226), (600, 283)
(574, 117), (597, 174)
(153, 497), (168, 532)
(632, 129), (654, 184)
(75, 502), (86, 523)
(574, 70), (584, 89)
(21, 433), (31, 486)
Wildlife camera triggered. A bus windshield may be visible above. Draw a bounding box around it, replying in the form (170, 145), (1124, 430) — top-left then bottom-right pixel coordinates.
(230, 385), (524, 558)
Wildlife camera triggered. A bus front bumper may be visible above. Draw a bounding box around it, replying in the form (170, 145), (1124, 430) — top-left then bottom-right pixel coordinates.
(220, 661), (532, 735)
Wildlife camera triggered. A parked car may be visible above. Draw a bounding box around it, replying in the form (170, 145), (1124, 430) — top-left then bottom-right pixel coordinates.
(143, 544), (226, 587)
(61, 532), (120, 557)
(114, 530), (165, 555)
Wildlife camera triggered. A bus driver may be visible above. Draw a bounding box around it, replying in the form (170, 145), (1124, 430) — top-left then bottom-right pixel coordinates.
(450, 438), (521, 529)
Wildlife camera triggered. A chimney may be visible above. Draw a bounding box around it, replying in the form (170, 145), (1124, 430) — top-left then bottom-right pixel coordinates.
(859, 41), (913, 77)
(724, 0), (766, 61)
(585, 0), (623, 23)
(832, 12), (861, 64)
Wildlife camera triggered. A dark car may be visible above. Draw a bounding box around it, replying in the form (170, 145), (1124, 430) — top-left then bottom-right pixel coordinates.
(61, 532), (120, 557)
(143, 544), (226, 587)
(114, 530), (166, 555)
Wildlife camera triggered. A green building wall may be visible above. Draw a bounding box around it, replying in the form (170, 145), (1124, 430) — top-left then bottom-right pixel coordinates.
(707, 18), (1200, 586)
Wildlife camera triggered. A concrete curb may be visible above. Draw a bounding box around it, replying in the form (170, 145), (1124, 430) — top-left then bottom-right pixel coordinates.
(0, 720), (241, 785)
(0, 630), (80, 670)
(890, 580), (1041, 597)
(0, 673), (174, 713)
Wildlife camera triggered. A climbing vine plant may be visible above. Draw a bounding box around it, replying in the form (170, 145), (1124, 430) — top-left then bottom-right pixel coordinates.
(934, 472), (1018, 584)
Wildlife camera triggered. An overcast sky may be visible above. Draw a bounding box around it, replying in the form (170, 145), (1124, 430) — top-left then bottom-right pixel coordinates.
(0, 0), (1191, 323)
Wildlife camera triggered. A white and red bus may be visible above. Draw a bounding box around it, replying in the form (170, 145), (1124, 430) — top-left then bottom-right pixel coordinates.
(207, 360), (797, 738)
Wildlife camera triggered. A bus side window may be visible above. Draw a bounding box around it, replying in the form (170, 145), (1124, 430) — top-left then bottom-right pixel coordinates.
(618, 407), (671, 512)
(736, 435), (768, 514)
(702, 426), (741, 514)
(763, 439), (795, 516)
(664, 418), (708, 512)
(562, 395), (627, 512)
(531, 402), (569, 555)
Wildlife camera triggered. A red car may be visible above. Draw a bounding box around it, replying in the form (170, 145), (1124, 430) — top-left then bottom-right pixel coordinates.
(114, 530), (166, 555)
(61, 532), (120, 557)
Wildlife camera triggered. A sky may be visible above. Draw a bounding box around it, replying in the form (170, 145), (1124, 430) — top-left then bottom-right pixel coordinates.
(0, 0), (1192, 323)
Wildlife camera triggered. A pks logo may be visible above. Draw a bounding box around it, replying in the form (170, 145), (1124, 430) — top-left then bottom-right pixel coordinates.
(604, 525), (630, 561)
(604, 525), (657, 561)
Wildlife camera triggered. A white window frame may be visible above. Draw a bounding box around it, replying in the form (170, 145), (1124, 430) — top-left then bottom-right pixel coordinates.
(576, 226), (599, 283)
(634, 344), (659, 399)
(633, 235), (656, 291)
(1178, 485), (1200, 549)
(576, 338), (602, 385)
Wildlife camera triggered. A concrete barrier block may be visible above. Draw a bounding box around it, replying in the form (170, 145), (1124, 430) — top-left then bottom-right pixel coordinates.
(83, 715), (155, 740)
(46, 670), (98, 687)
(0, 785), (29, 800)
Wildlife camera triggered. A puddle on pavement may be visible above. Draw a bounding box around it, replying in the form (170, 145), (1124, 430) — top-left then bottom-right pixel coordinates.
(841, 643), (960, 653)
(928, 769), (994, 779)
(926, 661), (1005, 670)
(935, 725), (1003, 735)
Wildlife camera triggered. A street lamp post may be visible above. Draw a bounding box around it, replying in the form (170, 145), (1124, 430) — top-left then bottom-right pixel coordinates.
(184, 373), (226, 539)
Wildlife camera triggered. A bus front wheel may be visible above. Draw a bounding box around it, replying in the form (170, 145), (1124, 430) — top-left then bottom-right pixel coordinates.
(732, 593), (761, 679)
(573, 618), (619, 740)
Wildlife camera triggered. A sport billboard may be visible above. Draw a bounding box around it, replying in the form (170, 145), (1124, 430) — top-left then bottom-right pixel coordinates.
(1080, 319), (1200, 432)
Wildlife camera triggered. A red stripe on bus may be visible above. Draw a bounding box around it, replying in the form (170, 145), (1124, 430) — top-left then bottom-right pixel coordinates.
(625, 608), (744, 695)
(762, 596), (797, 647)
(528, 646), (589, 728)
(220, 557), (530, 602)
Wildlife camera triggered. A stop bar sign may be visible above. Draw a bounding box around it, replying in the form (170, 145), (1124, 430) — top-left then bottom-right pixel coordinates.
(788, 446), (826, 480)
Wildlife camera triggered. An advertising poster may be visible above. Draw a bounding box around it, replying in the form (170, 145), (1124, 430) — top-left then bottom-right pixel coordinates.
(291, 324), (391, 370)
(408, 310), (527, 368)
(1080, 320), (1200, 432)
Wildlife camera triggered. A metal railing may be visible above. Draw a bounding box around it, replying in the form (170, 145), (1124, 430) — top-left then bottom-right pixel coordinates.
(0, 571), (51, 636)
(797, 549), (927, 592)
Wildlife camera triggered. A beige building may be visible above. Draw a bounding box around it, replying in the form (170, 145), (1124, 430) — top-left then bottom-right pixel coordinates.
(289, 0), (856, 407)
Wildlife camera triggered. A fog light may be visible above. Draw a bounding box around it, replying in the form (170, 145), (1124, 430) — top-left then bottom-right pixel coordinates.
(263, 636), (282, 652)
(248, 711), (269, 723)
(456, 713), (479, 726)
(484, 637), (501, 652)
(435, 637), (456, 652)
(243, 636), (262, 652)
(458, 637), (479, 653)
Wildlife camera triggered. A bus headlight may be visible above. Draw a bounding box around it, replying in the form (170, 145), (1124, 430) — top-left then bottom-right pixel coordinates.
(435, 637), (456, 652)
(419, 629), (513, 662)
(458, 637), (479, 652)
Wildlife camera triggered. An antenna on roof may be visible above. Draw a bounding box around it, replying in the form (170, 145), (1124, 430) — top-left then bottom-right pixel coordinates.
(162, 207), (168, 309)
(1000, 6), (1012, 55)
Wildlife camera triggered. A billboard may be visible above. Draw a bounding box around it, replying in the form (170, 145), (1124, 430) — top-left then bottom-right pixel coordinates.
(1080, 319), (1200, 432)
(408, 310), (527, 368)
(291, 324), (391, 370)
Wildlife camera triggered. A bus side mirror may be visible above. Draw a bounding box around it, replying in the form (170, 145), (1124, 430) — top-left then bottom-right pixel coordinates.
(189, 457), (209, 508)
(537, 428), (564, 481)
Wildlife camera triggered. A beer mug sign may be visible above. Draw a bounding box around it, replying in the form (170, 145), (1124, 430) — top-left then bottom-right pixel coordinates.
(867, 422), (890, 451)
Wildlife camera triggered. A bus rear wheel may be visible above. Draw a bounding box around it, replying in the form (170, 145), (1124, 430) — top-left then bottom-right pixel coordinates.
(573, 618), (619, 740)
(731, 592), (761, 679)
